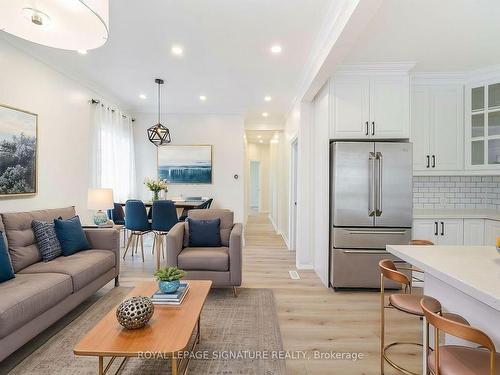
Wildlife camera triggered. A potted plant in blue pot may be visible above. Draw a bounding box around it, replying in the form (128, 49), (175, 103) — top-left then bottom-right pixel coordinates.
(154, 266), (186, 293)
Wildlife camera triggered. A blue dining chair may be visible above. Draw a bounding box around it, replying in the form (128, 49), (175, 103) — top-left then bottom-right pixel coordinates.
(151, 200), (179, 269)
(178, 198), (213, 222)
(123, 200), (151, 261)
(107, 203), (127, 247)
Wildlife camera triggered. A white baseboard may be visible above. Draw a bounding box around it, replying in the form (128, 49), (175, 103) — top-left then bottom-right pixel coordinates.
(268, 214), (278, 232)
(296, 262), (314, 270)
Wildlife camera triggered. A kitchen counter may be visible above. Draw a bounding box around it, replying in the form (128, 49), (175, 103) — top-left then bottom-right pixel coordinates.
(413, 208), (500, 221)
(387, 244), (500, 352)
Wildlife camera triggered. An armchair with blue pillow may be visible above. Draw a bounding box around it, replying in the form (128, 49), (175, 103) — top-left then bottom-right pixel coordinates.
(166, 208), (243, 297)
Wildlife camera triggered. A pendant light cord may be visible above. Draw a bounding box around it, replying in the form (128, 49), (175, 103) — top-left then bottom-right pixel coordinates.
(157, 81), (161, 124)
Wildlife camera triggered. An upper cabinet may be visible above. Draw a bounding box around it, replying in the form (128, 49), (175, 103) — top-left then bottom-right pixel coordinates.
(411, 83), (464, 173)
(330, 72), (410, 139)
(465, 79), (500, 171)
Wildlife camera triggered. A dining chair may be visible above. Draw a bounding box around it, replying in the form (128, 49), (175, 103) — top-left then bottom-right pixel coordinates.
(178, 198), (213, 222)
(123, 200), (151, 261)
(379, 259), (469, 375)
(107, 203), (127, 247)
(421, 297), (499, 375)
(151, 200), (179, 269)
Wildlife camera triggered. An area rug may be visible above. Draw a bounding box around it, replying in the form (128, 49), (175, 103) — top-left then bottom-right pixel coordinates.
(9, 287), (285, 375)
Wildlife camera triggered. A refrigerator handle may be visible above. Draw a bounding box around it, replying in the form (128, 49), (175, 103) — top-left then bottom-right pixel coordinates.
(375, 152), (383, 216)
(368, 152), (376, 217)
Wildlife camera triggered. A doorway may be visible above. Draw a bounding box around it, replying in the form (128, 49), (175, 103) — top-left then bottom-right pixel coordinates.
(289, 138), (298, 251)
(250, 160), (260, 212)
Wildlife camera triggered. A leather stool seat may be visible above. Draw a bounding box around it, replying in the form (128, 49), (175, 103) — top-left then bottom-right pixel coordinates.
(428, 345), (500, 375)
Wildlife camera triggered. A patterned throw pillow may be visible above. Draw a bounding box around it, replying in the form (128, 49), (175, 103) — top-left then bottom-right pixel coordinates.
(32, 220), (62, 262)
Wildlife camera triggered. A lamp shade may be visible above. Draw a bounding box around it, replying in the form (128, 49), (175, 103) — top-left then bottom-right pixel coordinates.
(87, 188), (114, 210)
(0, 0), (109, 51)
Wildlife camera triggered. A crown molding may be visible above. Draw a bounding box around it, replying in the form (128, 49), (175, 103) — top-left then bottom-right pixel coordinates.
(335, 62), (417, 75)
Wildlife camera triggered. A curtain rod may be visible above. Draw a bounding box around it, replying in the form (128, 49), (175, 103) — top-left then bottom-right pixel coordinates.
(90, 99), (135, 122)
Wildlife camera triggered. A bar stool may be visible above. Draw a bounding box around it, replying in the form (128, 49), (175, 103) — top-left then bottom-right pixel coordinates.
(379, 259), (469, 375)
(421, 297), (499, 375)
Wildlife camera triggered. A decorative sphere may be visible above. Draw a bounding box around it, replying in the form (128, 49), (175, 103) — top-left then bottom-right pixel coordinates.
(116, 296), (154, 329)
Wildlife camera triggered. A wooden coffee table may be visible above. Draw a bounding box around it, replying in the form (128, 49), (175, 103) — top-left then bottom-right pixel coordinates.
(74, 280), (212, 375)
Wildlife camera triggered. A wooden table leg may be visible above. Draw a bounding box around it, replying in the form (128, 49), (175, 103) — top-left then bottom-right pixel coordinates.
(197, 316), (201, 344)
(171, 353), (178, 375)
(99, 356), (104, 375)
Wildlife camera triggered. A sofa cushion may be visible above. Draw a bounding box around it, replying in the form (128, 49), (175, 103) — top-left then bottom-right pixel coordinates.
(178, 247), (229, 271)
(1, 207), (76, 272)
(187, 218), (222, 247)
(54, 216), (90, 256)
(32, 220), (62, 261)
(19, 249), (115, 292)
(0, 272), (73, 338)
(184, 209), (233, 247)
(0, 232), (14, 282)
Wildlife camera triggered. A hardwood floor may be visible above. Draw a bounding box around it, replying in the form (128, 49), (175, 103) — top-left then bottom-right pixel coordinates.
(120, 213), (422, 375)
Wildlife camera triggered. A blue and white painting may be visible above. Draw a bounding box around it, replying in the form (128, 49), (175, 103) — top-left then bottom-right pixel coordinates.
(158, 145), (212, 184)
(0, 105), (37, 196)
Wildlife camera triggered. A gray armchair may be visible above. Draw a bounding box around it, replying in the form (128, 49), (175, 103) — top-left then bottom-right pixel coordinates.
(166, 209), (242, 296)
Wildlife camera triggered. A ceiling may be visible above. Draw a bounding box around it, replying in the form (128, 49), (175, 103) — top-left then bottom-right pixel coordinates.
(342, 0), (500, 72)
(1, 0), (334, 118)
(246, 130), (279, 144)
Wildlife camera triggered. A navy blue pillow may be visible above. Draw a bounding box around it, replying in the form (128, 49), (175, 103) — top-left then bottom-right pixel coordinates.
(188, 218), (222, 247)
(0, 231), (15, 283)
(54, 216), (90, 256)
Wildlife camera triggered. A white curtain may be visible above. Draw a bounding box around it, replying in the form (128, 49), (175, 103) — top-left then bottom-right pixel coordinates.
(89, 103), (136, 202)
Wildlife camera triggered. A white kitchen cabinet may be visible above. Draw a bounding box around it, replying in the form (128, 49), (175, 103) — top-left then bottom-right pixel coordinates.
(484, 219), (500, 245)
(331, 74), (409, 139)
(463, 219), (485, 245)
(411, 84), (463, 172)
(370, 75), (410, 139)
(412, 218), (464, 245)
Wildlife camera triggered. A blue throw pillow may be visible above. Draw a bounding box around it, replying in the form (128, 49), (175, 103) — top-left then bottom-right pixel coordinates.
(32, 220), (62, 261)
(0, 231), (15, 282)
(54, 216), (90, 256)
(188, 218), (222, 247)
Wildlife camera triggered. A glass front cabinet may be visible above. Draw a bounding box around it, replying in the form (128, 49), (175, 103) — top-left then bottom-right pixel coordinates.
(466, 79), (500, 170)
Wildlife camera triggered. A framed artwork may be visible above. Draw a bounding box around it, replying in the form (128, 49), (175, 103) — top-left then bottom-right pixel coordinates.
(158, 145), (213, 184)
(0, 105), (37, 197)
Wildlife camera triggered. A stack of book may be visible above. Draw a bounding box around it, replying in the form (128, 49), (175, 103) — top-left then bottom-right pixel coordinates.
(150, 282), (189, 305)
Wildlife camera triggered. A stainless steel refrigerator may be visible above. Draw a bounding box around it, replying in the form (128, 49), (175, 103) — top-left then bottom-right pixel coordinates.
(329, 141), (413, 289)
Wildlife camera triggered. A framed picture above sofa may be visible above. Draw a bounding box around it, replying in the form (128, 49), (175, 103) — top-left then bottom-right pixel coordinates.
(158, 145), (212, 184)
(0, 104), (38, 197)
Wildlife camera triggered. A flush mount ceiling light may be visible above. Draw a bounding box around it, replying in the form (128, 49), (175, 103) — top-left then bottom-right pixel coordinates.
(199, 95), (207, 101)
(0, 1), (109, 51)
(262, 112), (269, 117)
(147, 78), (171, 147)
(270, 45), (282, 54)
(171, 45), (183, 56)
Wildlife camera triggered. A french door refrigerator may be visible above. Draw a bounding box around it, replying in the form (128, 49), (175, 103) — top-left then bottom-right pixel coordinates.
(329, 141), (413, 289)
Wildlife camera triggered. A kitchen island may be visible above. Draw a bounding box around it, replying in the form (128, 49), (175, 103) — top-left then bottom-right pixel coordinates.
(387, 245), (500, 349)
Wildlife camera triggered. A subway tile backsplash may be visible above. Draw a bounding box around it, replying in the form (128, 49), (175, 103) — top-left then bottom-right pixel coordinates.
(413, 176), (500, 210)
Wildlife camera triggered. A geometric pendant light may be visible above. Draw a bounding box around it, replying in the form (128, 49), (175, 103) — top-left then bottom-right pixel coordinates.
(0, 1), (109, 51)
(147, 78), (171, 146)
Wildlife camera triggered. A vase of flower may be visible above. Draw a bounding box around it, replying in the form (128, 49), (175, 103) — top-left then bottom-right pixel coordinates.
(144, 178), (168, 201)
(154, 266), (186, 293)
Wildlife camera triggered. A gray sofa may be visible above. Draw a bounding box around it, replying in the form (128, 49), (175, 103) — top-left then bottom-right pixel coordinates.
(166, 209), (242, 296)
(0, 207), (120, 361)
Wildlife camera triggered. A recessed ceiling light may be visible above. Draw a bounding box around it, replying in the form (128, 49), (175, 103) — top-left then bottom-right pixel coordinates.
(257, 135), (262, 139)
(199, 95), (207, 101)
(171, 45), (184, 56)
(270, 45), (282, 54)
(264, 96), (272, 102)
(259, 140), (263, 143)
(139, 94), (147, 100)
(77, 49), (88, 55)
(262, 112), (269, 117)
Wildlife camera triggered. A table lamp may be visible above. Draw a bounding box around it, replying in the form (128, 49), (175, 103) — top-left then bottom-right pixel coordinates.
(88, 188), (114, 225)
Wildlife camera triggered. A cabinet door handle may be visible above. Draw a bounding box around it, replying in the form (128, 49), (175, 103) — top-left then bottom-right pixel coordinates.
(365, 121), (369, 136)
(434, 221), (438, 236)
(432, 155), (436, 168)
(371, 121), (375, 136)
(426, 155), (430, 168)
(441, 221), (445, 236)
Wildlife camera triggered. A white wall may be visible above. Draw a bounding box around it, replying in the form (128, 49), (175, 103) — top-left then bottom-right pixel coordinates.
(133, 113), (245, 222)
(0, 40), (126, 220)
(246, 142), (270, 213)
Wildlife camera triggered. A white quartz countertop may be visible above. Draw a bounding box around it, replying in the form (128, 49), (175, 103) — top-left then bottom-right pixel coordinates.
(413, 209), (500, 221)
(387, 245), (500, 311)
